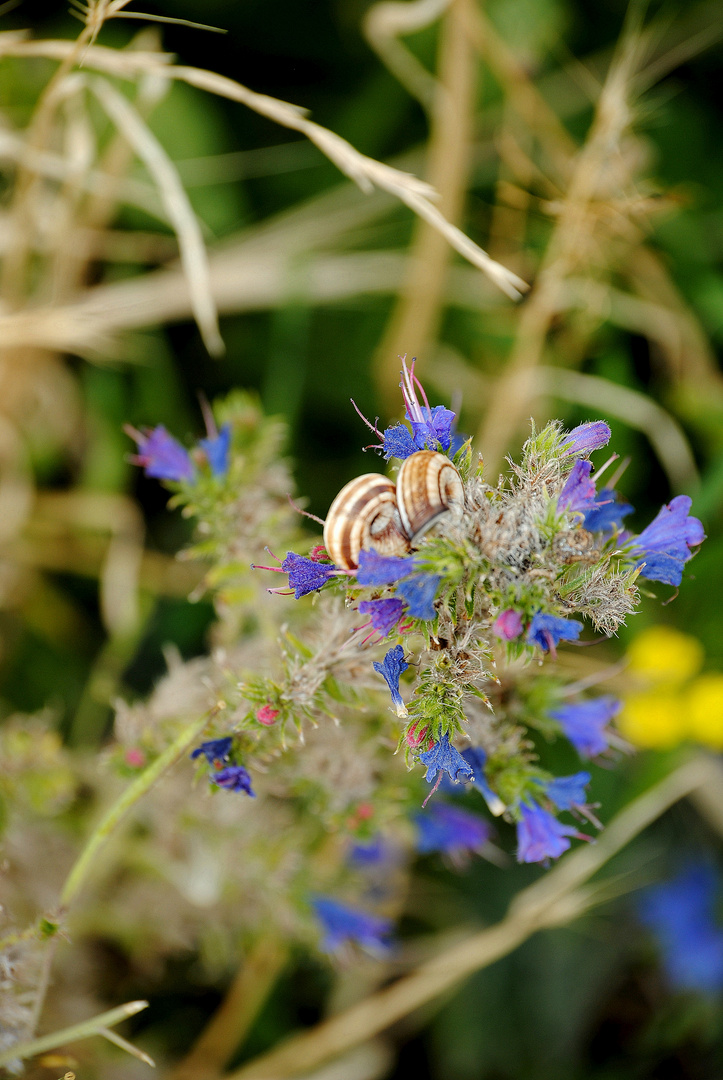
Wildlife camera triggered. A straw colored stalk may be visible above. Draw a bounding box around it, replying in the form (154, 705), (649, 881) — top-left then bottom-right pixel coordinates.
(371, 0), (481, 410)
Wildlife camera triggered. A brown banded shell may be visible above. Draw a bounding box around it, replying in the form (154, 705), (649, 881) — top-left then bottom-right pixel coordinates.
(323, 473), (411, 570)
(396, 450), (464, 540)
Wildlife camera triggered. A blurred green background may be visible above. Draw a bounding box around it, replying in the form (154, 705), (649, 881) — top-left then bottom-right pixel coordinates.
(1, 0), (723, 1077)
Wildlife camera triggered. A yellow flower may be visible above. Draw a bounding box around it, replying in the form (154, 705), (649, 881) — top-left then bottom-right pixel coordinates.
(626, 626), (704, 687)
(617, 690), (687, 748)
(686, 674), (723, 750)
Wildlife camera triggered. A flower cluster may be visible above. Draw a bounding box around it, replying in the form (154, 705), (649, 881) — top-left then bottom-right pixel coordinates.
(127, 367), (704, 955)
(248, 360), (703, 869)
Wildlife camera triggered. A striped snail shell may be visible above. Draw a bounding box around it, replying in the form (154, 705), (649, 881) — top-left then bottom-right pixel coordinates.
(396, 450), (464, 540)
(323, 473), (411, 570)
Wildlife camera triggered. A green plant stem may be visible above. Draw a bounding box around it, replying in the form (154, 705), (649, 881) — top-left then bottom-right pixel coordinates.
(0, 1000), (149, 1069)
(60, 707), (218, 910)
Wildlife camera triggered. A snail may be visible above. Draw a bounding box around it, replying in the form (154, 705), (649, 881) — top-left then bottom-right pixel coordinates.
(396, 450), (464, 540)
(323, 473), (411, 570)
(323, 452), (464, 570)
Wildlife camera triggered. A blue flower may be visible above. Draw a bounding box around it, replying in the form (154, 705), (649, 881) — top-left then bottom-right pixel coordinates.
(527, 612), (583, 655)
(381, 359), (458, 460)
(395, 574), (440, 620)
(549, 696), (621, 757)
(358, 597), (405, 637)
(638, 864), (723, 995)
(211, 764), (255, 796)
(544, 771), (591, 811)
(311, 896), (393, 954)
(126, 424), (194, 482)
(583, 488), (633, 533)
(372, 644), (409, 717)
(190, 737), (233, 765)
(281, 552), (337, 598)
(415, 803), (491, 860)
(561, 421), (611, 457)
(516, 801), (581, 863)
(557, 459), (597, 514)
(419, 734), (474, 785)
(383, 423), (419, 461)
(199, 423), (231, 477)
(350, 836), (388, 866)
(631, 495), (705, 587)
(356, 550), (415, 586)
(461, 747), (506, 815)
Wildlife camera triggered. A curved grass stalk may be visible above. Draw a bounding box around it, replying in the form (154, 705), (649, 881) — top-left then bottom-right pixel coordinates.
(227, 754), (719, 1080)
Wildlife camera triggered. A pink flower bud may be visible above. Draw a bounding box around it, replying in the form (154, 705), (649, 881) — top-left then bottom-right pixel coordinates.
(256, 705), (280, 726)
(125, 747), (146, 768)
(493, 609), (523, 641)
(405, 720), (433, 750)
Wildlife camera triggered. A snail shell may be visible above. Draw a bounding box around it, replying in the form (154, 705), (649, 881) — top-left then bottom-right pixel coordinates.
(323, 473), (411, 570)
(396, 450), (464, 540)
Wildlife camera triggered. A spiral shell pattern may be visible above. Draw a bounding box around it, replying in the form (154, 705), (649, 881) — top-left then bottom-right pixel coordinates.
(323, 473), (411, 570)
(396, 450), (464, 540)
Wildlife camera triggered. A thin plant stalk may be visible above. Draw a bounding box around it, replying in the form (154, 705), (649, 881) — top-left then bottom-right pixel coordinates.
(373, 0), (479, 411)
(0, 1000), (149, 1069)
(60, 705), (220, 909)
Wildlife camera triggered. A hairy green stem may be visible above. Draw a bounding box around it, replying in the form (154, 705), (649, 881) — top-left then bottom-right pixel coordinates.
(60, 707), (218, 910)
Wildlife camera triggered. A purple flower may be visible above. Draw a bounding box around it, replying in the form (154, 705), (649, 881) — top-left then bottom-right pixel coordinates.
(190, 737), (233, 765)
(561, 421), (611, 457)
(281, 552), (337, 598)
(395, 574), (440, 620)
(583, 488), (633, 533)
(516, 801), (581, 863)
(358, 598), (405, 637)
(356, 550), (415, 586)
(638, 864), (723, 995)
(199, 422), (231, 477)
(415, 803), (492, 861)
(211, 764), (255, 796)
(550, 695), (621, 757)
(126, 424), (194, 482)
(419, 734), (474, 785)
(544, 772), (591, 811)
(493, 609), (523, 641)
(527, 612), (583, 655)
(557, 459), (597, 514)
(372, 644), (409, 717)
(631, 495), (705, 587)
(311, 896), (393, 954)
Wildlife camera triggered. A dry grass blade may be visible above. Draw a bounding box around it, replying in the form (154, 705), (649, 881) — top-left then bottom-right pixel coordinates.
(88, 75), (223, 355)
(363, 0), (451, 110)
(0, 36), (526, 301)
